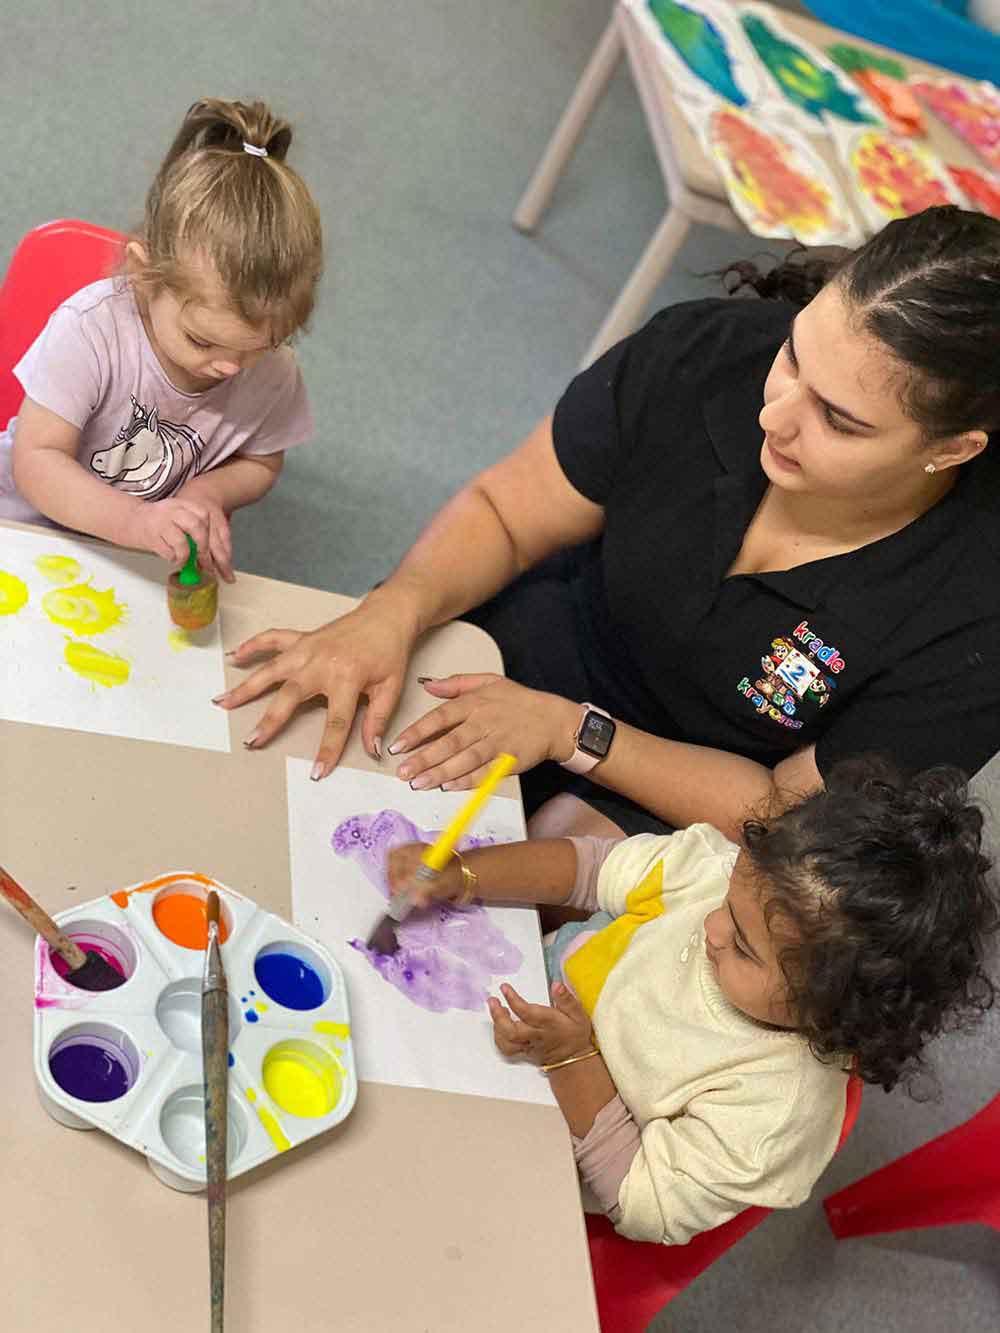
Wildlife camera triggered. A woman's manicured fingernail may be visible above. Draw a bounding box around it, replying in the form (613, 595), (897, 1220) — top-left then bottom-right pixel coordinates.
(441, 782), (452, 792)
(411, 776), (430, 790)
(310, 761), (325, 782)
(211, 694), (226, 705)
(417, 675), (434, 684)
(372, 736), (383, 761)
(243, 731), (259, 749)
(387, 741), (403, 755)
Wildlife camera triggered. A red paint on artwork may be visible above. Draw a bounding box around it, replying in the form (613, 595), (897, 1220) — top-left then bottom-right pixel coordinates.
(851, 132), (952, 219)
(711, 108), (834, 237)
(948, 165), (1000, 219)
(912, 79), (1000, 174)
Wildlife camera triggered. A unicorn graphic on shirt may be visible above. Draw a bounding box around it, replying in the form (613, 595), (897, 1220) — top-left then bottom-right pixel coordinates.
(91, 395), (203, 498)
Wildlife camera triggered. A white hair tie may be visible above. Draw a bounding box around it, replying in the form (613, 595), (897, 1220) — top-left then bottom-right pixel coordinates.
(242, 141), (268, 158)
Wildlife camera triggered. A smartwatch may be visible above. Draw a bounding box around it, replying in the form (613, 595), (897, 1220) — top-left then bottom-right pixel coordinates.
(561, 703), (616, 775)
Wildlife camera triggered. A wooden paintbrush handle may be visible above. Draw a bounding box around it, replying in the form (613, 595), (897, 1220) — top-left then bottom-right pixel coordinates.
(203, 967), (228, 1332)
(0, 865), (87, 969)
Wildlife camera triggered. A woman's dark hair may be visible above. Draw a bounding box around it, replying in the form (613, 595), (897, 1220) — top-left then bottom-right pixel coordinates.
(719, 206), (1000, 439)
(742, 756), (999, 1093)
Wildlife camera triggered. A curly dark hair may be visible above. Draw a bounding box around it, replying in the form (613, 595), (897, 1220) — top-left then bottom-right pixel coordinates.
(717, 205), (1000, 439)
(742, 756), (999, 1093)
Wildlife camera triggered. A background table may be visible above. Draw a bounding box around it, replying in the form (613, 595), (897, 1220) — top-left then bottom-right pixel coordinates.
(515, 0), (993, 367)
(0, 523), (599, 1332)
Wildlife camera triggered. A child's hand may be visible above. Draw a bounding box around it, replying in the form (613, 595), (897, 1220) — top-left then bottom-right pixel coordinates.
(387, 843), (463, 910)
(488, 981), (594, 1066)
(125, 497), (234, 582)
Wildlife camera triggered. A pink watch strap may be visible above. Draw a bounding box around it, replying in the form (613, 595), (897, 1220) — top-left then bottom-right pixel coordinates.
(561, 703), (613, 775)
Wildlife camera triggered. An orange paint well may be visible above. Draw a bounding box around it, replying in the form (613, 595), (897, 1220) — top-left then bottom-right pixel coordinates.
(111, 871), (216, 909)
(153, 892), (231, 950)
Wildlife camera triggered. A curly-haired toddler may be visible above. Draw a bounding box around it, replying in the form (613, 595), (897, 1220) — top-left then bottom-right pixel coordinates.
(387, 757), (998, 1243)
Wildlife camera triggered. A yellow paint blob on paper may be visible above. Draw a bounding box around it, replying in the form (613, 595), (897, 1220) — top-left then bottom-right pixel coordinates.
(0, 570), (29, 616)
(255, 1002), (268, 1013)
(314, 1021), (351, 1041)
(42, 582), (126, 635)
(64, 640), (130, 688)
(168, 628), (192, 652)
(35, 554), (81, 585)
(245, 1088), (257, 1103)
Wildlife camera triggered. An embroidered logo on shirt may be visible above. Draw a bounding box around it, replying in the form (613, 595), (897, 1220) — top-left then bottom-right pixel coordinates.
(737, 620), (845, 730)
(91, 395), (203, 499)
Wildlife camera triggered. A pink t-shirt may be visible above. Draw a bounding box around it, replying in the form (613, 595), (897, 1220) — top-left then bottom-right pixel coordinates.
(0, 278), (312, 518)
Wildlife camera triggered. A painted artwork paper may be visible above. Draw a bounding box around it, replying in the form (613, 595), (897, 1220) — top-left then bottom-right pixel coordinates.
(704, 105), (862, 245)
(948, 164), (1000, 218)
(911, 78), (1000, 175)
(0, 527), (228, 750)
(626, 0), (765, 110)
(738, 3), (880, 130)
(286, 761), (554, 1106)
(840, 129), (962, 231)
(826, 43), (925, 137)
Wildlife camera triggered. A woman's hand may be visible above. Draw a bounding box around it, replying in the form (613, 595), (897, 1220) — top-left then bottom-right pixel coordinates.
(215, 596), (421, 772)
(489, 981), (595, 1066)
(387, 842), (464, 910)
(389, 674), (580, 789)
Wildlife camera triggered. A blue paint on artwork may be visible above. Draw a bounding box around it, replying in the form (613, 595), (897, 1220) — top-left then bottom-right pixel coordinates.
(254, 952), (327, 1011)
(649, 0), (748, 106)
(228, 1052), (235, 1067)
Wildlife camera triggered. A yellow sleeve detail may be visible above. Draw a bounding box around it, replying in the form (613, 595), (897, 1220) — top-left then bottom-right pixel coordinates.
(565, 860), (666, 1016)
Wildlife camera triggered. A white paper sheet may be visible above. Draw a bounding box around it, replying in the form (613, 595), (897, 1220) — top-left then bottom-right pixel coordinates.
(0, 527), (229, 751)
(286, 760), (555, 1106)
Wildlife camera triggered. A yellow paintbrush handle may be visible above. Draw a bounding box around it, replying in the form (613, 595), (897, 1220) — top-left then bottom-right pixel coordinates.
(420, 753), (517, 873)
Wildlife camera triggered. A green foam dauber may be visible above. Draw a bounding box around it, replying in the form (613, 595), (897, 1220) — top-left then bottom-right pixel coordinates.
(179, 534), (202, 587)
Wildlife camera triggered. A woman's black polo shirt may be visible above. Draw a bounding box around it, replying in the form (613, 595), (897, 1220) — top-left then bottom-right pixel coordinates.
(551, 297), (1000, 779)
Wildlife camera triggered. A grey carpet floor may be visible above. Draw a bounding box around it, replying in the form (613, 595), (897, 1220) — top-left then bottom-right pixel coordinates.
(1, 4), (997, 1331)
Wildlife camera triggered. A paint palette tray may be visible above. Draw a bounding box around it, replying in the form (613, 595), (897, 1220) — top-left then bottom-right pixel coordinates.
(33, 872), (357, 1191)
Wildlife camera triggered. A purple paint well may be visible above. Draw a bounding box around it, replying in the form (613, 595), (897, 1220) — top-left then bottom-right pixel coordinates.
(49, 1035), (134, 1102)
(254, 952), (326, 1010)
(333, 809), (523, 1013)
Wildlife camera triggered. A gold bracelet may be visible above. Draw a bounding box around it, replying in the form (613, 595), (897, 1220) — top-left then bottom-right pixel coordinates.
(540, 1047), (601, 1074)
(451, 850), (479, 906)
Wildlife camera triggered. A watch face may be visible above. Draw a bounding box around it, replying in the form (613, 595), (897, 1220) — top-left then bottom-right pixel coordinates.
(580, 711), (615, 758)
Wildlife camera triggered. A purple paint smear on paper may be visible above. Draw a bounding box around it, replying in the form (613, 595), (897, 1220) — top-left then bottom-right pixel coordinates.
(332, 809), (523, 1013)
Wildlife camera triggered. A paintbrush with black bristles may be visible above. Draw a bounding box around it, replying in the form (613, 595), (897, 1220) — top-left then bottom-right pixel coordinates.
(1, 864), (125, 992)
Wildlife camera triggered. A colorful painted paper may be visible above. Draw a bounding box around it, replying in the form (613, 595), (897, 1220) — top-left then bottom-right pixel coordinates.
(826, 44), (925, 137)
(911, 78), (1000, 174)
(841, 130), (962, 231)
(0, 527), (229, 749)
(738, 3), (880, 129)
(627, 0), (765, 109)
(948, 164), (1000, 218)
(286, 762), (554, 1105)
(704, 105), (862, 245)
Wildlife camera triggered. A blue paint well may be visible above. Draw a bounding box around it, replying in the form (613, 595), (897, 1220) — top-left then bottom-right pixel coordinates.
(254, 952), (327, 1011)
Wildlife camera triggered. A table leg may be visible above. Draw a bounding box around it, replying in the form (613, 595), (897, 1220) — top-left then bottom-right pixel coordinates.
(580, 204), (692, 369)
(512, 14), (624, 234)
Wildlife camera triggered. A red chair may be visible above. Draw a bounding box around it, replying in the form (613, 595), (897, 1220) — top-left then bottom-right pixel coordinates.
(0, 219), (125, 429)
(824, 1090), (1000, 1240)
(587, 1074), (863, 1332)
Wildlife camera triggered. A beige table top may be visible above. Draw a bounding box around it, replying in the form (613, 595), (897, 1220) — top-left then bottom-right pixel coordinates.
(0, 523), (598, 1332)
(642, 0), (988, 214)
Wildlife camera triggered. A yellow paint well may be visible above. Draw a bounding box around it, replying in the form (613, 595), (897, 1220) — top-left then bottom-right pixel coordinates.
(35, 554), (81, 584)
(42, 582), (126, 635)
(263, 1041), (341, 1119)
(64, 640), (130, 687)
(0, 570), (29, 616)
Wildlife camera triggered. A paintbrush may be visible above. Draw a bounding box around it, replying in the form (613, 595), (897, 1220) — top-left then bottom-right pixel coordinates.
(202, 890), (229, 1333)
(367, 752), (517, 956)
(0, 864), (125, 992)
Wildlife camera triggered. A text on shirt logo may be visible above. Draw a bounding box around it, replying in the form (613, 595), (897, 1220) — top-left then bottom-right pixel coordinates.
(737, 621), (845, 730)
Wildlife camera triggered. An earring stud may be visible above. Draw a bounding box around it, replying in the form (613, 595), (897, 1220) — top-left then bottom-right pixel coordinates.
(924, 463), (936, 474)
